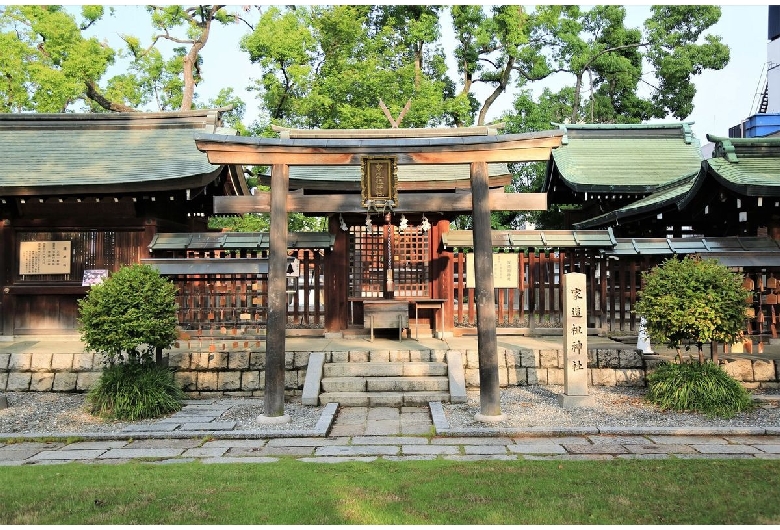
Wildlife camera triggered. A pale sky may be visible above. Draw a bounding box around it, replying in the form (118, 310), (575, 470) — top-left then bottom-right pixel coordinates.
(80, 4), (771, 147)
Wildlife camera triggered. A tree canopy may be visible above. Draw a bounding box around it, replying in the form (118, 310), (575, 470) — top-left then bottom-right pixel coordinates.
(0, 5), (731, 231)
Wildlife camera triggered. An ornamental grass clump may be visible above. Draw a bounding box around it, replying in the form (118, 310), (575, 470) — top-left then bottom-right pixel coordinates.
(646, 360), (755, 418)
(78, 264), (183, 420)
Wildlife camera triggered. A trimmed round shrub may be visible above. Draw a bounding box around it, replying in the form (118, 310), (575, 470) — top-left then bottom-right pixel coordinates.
(78, 263), (178, 364)
(86, 363), (185, 421)
(646, 361), (755, 418)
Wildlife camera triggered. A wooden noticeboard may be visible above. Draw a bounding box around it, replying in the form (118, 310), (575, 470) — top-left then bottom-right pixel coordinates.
(19, 241), (72, 275)
(466, 253), (518, 289)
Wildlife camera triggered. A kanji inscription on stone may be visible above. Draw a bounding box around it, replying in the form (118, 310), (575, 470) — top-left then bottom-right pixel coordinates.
(559, 272), (594, 408)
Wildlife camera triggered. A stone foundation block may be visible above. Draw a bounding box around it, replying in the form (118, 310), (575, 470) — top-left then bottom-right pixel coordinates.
(539, 349), (561, 368)
(52, 372), (77, 392)
(518, 348), (537, 368)
(0, 373), (7, 390)
(527, 368), (547, 385)
(465, 349), (479, 368)
(228, 351), (250, 370)
(349, 351), (369, 363)
(446, 350), (465, 367)
(241, 370), (262, 391)
(596, 348), (620, 368)
(615, 368), (646, 386)
(166, 351), (190, 370)
(753, 360), (776, 382)
(76, 372), (101, 391)
(284, 370), (300, 390)
(191, 352), (210, 369)
(498, 367), (508, 386)
(50, 354), (73, 371)
(331, 351), (349, 363)
(9, 353), (32, 371)
(721, 358), (754, 382)
(503, 349), (518, 368)
(30, 372), (54, 391)
(293, 351), (310, 368)
(464, 367), (480, 388)
(389, 350), (409, 362)
(175, 371), (197, 392)
(218, 371), (242, 391)
(368, 350), (389, 363)
(591, 368), (617, 386)
(30, 352), (53, 371)
(73, 353), (96, 371)
(7, 372), (31, 391)
(284, 352), (294, 370)
(430, 349), (447, 362)
(619, 349), (644, 368)
(249, 351), (266, 370)
(547, 368), (564, 385)
(197, 372), (219, 391)
(506, 368), (527, 386)
(409, 350), (431, 362)
(208, 352), (229, 370)
(0, 353), (9, 369)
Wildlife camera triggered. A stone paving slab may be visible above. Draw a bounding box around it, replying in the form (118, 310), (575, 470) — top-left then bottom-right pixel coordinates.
(351, 436), (429, 445)
(690, 444), (763, 454)
(121, 423), (180, 433)
(315, 445), (400, 457)
(127, 439), (202, 449)
(511, 436), (590, 445)
(444, 454), (518, 461)
(202, 456), (279, 464)
(298, 456), (378, 463)
(98, 448), (185, 459)
(178, 421), (237, 431)
(401, 445), (459, 456)
(507, 443), (567, 454)
(202, 439), (268, 449)
(181, 447), (228, 458)
(463, 445), (509, 455)
(523, 454), (615, 461)
(647, 435), (729, 445)
(616, 453), (670, 460)
(431, 437), (513, 445)
(31, 449), (107, 460)
(562, 443), (629, 454)
(587, 435), (652, 445)
(724, 435), (780, 445)
(266, 437), (350, 447)
(258, 446), (316, 457)
(749, 444), (780, 453)
(674, 453), (755, 460)
(63, 441), (129, 450)
(384, 455), (438, 461)
(623, 444), (696, 454)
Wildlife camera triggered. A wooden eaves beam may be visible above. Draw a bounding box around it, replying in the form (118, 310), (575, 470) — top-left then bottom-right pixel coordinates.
(214, 190), (548, 214)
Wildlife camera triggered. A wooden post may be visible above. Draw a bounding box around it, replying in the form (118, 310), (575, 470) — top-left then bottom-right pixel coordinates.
(324, 215), (348, 333)
(264, 163), (289, 420)
(470, 161), (504, 421)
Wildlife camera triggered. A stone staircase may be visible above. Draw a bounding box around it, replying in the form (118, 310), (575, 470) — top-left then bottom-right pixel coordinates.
(302, 349), (466, 407)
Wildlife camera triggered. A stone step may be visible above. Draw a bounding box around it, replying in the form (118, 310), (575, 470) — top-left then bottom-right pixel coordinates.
(319, 391), (451, 407)
(323, 361), (448, 378)
(321, 376), (449, 393)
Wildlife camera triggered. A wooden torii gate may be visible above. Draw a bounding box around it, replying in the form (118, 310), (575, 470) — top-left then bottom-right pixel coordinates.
(194, 127), (563, 421)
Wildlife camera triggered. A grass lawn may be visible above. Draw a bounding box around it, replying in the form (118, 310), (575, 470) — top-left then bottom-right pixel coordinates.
(2, 458), (779, 524)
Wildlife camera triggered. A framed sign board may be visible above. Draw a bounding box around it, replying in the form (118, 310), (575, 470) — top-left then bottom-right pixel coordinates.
(361, 156), (398, 208)
(466, 253), (519, 289)
(19, 241), (72, 275)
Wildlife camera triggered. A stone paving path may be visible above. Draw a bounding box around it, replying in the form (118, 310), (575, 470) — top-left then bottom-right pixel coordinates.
(2, 401), (780, 465)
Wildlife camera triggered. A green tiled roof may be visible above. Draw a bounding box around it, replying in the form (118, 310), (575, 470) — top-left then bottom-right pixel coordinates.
(547, 122), (703, 193)
(705, 135), (780, 196)
(0, 110), (227, 195)
(575, 174), (697, 229)
(148, 232), (334, 251)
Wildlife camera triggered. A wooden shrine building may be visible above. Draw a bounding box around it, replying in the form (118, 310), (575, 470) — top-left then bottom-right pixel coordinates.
(0, 110), (247, 336)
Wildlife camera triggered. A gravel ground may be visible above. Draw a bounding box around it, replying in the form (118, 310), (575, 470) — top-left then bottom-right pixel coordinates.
(444, 385), (780, 430)
(0, 393), (323, 435)
(1, 386), (779, 436)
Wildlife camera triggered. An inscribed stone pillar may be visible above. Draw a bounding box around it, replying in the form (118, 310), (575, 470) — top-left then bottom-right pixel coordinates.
(559, 272), (595, 409)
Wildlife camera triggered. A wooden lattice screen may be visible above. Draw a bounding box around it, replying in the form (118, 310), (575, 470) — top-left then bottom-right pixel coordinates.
(349, 224), (429, 299)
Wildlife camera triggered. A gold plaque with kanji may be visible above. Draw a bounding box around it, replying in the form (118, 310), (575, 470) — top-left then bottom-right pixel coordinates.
(361, 156), (398, 207)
